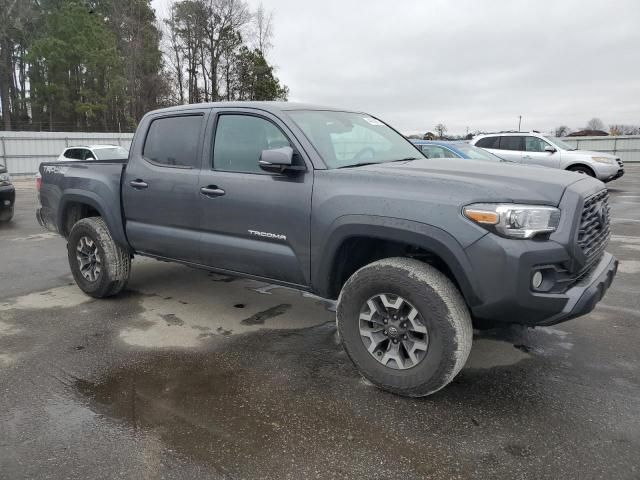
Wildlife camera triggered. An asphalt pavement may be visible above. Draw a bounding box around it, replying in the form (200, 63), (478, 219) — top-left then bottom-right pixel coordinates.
(1, 168), (639, 479)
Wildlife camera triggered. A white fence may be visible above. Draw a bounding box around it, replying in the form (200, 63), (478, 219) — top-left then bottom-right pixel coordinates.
(0, 131), (135, 176)
(2, 131), (638, 176)
(561, 135), (640, 163)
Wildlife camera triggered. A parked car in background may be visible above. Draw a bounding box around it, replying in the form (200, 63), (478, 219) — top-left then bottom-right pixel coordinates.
(57, 145), (129, 162)
(471, 132), (624, 182)
(37, 145), (130, 190)
(412, 140), (509, 162)
(0, 163), (15, 222)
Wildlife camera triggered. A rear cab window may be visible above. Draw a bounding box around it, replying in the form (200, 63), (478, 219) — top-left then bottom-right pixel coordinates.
(143, 115), (204, 168)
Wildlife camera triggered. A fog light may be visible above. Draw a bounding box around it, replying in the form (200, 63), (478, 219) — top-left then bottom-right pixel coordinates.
(532, 271), (543, 289)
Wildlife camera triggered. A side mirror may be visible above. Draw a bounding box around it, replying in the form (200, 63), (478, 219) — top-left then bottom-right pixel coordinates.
(259, 147), (305, 174)
(544, 145), (557, 153)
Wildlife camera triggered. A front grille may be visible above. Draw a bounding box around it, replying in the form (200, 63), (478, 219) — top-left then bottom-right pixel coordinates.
(578, 189), (610, 262)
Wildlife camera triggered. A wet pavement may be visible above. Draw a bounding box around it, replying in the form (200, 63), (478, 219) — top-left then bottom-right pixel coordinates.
(1, 170), (639, 479)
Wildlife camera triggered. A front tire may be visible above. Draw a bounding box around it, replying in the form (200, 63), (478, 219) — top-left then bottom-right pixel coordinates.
(568, 165), (595, 177)
(67, 217), (131, 298)
(0, 206), (14, 222)
(337, 257), (472, 397)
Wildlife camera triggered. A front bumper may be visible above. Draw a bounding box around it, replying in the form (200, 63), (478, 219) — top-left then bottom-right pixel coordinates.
(464, 234), (617, 327)
(594, 162), (624, 182)
(604, 168), (624, 182)
(0, 184), (15, 211)
(538, 252), (617, 325)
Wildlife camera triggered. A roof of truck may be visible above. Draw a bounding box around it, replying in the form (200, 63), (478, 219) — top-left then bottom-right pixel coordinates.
(147, 101), (363, 116)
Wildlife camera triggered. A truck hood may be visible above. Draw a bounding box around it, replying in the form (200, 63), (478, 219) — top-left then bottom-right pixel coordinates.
(348, 158), (592, 206)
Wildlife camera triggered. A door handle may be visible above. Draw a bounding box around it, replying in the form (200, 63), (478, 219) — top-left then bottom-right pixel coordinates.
(200, 185), (226, 197)
(129, 179), (148, 189)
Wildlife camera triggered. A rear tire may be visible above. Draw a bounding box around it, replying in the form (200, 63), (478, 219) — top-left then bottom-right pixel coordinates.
(337, 257), (472, 397)
(568, 165), (595, 177)
(67, 217), (131, 298)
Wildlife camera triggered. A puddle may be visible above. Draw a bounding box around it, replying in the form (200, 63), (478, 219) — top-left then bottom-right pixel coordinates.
(240, 303), (291, 325)
(0, 285), (92, 312)
(466, 338), (531, 369)
(119, 270), (333, 348)
(74, 324), (413, 477)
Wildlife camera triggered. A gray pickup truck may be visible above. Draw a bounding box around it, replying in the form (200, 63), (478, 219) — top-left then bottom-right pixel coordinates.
(37, 102), (618, 397)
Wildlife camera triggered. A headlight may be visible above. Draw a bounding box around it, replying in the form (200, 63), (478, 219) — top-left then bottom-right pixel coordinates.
(0, 173), (10, 184)
(591, 156), (615, 165)
(463, 203), (561, 239)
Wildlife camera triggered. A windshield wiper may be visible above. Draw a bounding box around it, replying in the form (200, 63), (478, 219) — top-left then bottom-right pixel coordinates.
(336, 162), (379, 169)
(387, 157), (421, 162)
(337, 157), (421, 169)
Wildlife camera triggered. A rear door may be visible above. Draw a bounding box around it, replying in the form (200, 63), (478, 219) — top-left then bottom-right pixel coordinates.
(522, 136), (561, 168)
(474, 136), (502, 157)
(197, 109), (313, 287)
(495, 136), (524, 162)
(122, 110), (208, 263)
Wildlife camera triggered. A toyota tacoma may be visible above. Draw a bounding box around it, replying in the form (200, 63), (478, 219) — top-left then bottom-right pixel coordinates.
(36, 102), (618, 397)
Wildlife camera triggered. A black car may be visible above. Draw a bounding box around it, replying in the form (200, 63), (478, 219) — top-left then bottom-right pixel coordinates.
(0, 163), (15, 222)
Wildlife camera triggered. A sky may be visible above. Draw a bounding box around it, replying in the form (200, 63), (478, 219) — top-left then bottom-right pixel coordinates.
(151, 0), (640, 135)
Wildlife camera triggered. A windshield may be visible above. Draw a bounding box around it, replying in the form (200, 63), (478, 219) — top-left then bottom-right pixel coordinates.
(93, 146), (129, 160)
(287, 110), (421, 168)
(544, 136), (576, 151)
(454, 143), (508, 162)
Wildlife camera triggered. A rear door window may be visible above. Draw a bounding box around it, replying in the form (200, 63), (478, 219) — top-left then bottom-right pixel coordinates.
(143, 115), (204, 168)
(499, 136), (524, 151)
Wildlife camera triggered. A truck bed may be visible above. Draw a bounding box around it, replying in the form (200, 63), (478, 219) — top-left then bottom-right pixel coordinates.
(37, 160), (129, 248)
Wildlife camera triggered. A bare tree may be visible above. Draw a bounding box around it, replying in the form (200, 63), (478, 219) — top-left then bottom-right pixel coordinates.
(203, 0), (251, 101)
(163, 6), (186, 104)
(586, 117), (605, 131)
(252, 3), (273, 54)
(434, 123), (447, 139)
(555, 125), (570, 137)
(609, 124), (639, 135)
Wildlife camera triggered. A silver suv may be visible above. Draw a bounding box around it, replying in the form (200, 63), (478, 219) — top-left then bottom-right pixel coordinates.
(471, 132), (624, 182)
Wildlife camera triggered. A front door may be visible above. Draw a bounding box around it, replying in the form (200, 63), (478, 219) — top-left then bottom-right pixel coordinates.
(122, 111), (208, 263)
(197, 109), (313, 287)
(522, 136), (561, 168)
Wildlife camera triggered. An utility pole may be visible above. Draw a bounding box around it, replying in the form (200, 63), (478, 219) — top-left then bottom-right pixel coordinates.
(518, 115), (522, 132)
